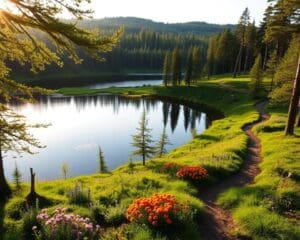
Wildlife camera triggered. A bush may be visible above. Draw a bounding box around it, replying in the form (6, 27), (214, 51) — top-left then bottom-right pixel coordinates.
(5, 197), (25, 220)
(105, 204), (127, 226)
(33, 208), (101, 240)
(135, 177), (161, 191)
(160, 162), (181, 177)
(90, 205), (106, 226)
(67, 182), (91, 206)
(21, 208), (39, 240)
(126, 194), (190, 228)
(176, 165), (208, 181)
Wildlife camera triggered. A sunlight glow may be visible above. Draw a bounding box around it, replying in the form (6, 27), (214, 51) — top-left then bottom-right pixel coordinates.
(89, 0), (269, 24)
(0, 0), (17, 13)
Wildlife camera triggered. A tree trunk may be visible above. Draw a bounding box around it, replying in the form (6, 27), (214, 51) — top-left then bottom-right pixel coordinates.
(244, 46), (249, 73)
(0, 142), (12, 201)
(233, 45), (243, 78)
(238, 46), (243, 75)
(297, 98), (300, 127)
(26, 168), (46, 207)
(0, 148), (11, 201)
(30, 168), (35, 194)
(285, 53), (300, 135)
(263, 44), (268, 71)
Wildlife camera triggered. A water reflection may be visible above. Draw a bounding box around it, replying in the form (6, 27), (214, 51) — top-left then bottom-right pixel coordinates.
(7, 95), (209, 180)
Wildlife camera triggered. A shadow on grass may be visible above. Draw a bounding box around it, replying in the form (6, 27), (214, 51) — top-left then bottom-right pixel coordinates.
(194, 134), (220, 142)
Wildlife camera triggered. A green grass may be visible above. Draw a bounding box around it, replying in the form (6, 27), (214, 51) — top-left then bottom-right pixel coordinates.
(2, 75), (299, 239)
(218, 104), (300, 239)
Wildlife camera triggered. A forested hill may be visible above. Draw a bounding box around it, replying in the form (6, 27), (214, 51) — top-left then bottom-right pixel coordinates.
(77, 17), (236, 35)
(15, 17), (236, 86)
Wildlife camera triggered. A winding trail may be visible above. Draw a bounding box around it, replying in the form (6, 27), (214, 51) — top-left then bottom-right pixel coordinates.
(198, 101), (270, 240)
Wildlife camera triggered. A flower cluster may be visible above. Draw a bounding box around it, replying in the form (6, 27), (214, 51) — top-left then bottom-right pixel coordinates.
(33, 208), (100, 240)
(176, 165), (208, 180)
(126, 194), (188, 227)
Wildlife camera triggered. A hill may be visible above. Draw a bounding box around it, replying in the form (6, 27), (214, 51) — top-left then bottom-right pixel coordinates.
(78, 17), (236, 35)
(15, 17), (236, 86)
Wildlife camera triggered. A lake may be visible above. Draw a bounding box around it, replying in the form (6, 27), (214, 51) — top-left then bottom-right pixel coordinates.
(5, 94), (209, 181)
(89, 79), (162, 89)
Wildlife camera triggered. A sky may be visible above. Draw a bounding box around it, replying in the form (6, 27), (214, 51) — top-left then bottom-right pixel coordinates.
(0, 0), (269, 25)
(89, 0), (269, 24)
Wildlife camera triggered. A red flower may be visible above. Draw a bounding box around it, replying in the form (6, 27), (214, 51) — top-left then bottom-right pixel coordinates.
(176, 166), (208, 180)
(126, 194), (189, 227)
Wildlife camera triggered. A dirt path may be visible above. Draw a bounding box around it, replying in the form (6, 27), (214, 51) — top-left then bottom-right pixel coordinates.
(198, 101), (270, 240)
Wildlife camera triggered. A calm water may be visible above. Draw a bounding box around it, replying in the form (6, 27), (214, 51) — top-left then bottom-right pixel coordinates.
(89, 79), (162, 89)
(5, 95), (209, 181)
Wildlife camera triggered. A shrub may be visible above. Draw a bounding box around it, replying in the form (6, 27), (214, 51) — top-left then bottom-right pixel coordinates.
(160, 162), (180, 177)
(176, 165), (208, 181)
(33, 208), (101, 240)
(67, 182), (91, 206)
(22, 208), (39, 240)
(126, 194), (189, 228)
(105, 204), (127, 226)
(5, 197), (26, 220)
(12, 164), (22, 190)
(90, 205), (106, 226)
(136, 177), (161, 191)
(127, 156), (135, 174)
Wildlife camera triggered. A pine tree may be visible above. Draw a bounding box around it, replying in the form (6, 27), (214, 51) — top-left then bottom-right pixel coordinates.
(285, 53), (300, 135)
(131, 111), (155, 165)
(98, 146), (108, 173)
(171, 47), (182, 86)
(249, 55), (263, 98)
(12, 163), (22, 190)
(0, 1), (122, 104)
(264, 0), (299, 58)
(263, 0), (300, 135)
(244, 21), (257, 72)
(269, 35), (300, 103)
(192, 46), (202, 80)
(0, 0), (121, 200)
(233, 7), (251, 77)
(266, 50), (278, 91)
(259, 5), (273, 70)
(206, 35), (219, 77)
(155, 128), (171, 157)
(162, 51), (171, 86)
(215, 29), (236, 74)
(0, 106), (45, 199)
(185, 49), (193, 86)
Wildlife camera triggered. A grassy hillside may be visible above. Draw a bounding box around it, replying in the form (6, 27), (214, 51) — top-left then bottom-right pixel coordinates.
(2, 76), (299, 240)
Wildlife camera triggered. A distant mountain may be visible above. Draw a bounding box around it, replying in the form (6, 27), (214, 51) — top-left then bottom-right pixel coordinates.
(78, 17), (236, 35)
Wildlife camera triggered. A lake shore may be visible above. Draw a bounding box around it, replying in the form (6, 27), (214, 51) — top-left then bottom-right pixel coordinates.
(2, 75), (299, 240)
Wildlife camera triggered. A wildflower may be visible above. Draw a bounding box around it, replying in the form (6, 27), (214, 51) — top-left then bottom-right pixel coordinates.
(126, 193), (189, 227)
(33, 208), (101, 240)
(176, 165), (208, 180)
